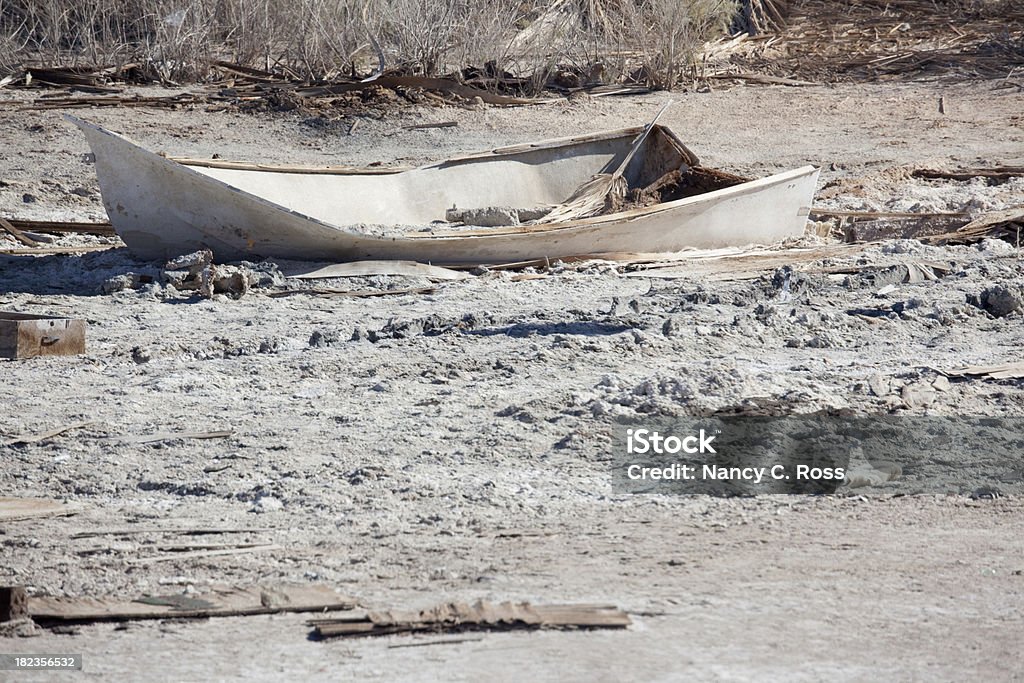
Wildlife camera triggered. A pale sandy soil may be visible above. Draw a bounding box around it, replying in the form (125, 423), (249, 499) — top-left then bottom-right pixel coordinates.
(1, 80), (1023, 682)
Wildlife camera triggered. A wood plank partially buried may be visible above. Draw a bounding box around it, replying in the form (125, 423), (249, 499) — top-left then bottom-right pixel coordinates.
(313, 600), (630, 638)
(30, 585), (357, 623)
(0, 497), (81, 522)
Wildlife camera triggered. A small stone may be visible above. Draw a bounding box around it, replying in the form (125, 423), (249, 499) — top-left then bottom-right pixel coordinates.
(21, 193), (36, 203)
(977, 284), (1024, 318)
(251, 496), (283, 513)
(131, 346), (152, 364)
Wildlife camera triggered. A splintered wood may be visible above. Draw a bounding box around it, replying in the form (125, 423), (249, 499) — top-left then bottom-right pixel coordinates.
(311, 600), (630, 638)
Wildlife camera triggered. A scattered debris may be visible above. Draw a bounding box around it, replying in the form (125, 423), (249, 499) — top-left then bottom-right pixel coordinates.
(540, 101), (671, 224)
(924, 208), (1024, 246)
(949, 362), (1024, 381)
(162, 250), (258, 299)
(30, 585), (356, 624)
(310, 600), (630, 639)
(0, 313), (86, 359)
(716, 0), (1024, 83)
(445, 206), (550, 227)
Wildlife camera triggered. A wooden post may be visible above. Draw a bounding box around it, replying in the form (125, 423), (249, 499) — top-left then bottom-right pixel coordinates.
(0, 586), (29, 622)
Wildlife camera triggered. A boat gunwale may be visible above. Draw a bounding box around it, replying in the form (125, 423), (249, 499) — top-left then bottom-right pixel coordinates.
(169, 125), (700, 175)
(402, 164), (819, 239)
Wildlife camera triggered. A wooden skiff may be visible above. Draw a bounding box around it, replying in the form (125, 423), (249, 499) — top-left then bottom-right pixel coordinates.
(68, 116), (819, 264)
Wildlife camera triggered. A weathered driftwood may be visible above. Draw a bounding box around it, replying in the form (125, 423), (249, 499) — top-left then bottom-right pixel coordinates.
(312, 600), (630, 638)
(30, 585), (356, 624)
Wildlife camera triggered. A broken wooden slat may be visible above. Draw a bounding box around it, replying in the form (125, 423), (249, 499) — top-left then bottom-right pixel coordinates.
(949, 362), (1024, 381)
(0, 497), (80, 522)
(2, 420), (93, 446)
(4, 218), (116, 237)
(0, 216), (41, 247)
(809, 209), (969, 219)
(71, 526), (269, 539)
(402, 121), (458, 130)
(126, 543), (280, 565)
(912, 167), (1024, 182)
(0, 245), (113, 255)
(923, 207), (1024, 245)
(312, 600), (630, 638)
(115, 429), (234, 445)
(30, 585), (356, 624)
(288, 260), (468, 281)
(0, 312), (87, 359)
(269, 286), (437, 299)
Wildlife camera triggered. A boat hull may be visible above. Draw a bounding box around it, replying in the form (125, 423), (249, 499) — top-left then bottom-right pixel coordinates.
(70, 117), (819, 265)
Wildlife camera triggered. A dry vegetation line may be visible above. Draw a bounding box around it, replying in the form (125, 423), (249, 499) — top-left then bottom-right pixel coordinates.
(0, 1), (739, 90)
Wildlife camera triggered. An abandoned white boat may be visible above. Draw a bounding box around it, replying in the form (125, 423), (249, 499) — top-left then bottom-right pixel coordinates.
(68, 115), (819, 265)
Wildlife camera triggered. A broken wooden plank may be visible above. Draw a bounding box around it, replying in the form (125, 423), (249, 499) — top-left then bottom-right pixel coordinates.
(126, 543), (280, 565)
(0, 216), (41, 247)
(809, 209), (968, 219)
(911, 167), (1024, 182)
(0, 497), (81, 522)
(312, 600), (630, 638)
(269, 286), (437, 299)
(923, 207), (1024, 244)
(30, 585), (356, 624)
(0, 245), (113, 255)
(948, 362), (1024, 381)
(707, 72), (817, 87)
(402, 121), (458, 131)
(287, 260), (468, 281)
(2, 420), (93, 446)
(0, 312), (86, 360)
(71, 526), (269, 539)
(115, 429), (234, 445)
(4, 218), (116, 237)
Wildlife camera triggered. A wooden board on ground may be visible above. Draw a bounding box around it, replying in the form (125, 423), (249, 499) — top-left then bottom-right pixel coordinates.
(0, 312), (86, 359)
(312, 600), (630, 638)
(30, 585), (357, 623)
(287, 260), (468, 281)
(0, 497), (80, 522)
(948, 362), (1024, 380)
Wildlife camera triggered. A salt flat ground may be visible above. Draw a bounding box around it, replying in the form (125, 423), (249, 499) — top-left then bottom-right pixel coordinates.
(1, 80), (1023, 681)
